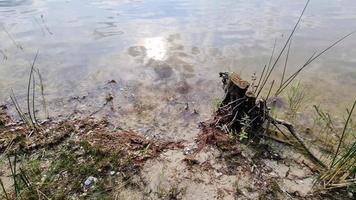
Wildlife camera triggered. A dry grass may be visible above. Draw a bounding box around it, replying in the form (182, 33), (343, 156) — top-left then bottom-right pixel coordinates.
(318, 101), (356, 191)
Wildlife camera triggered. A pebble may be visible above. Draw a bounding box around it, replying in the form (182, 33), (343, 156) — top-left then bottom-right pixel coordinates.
(183, 147), (192, 155)
(348, 192), (353, 198)
(84, 176), (97, 186)
(215, 171), (223, 178)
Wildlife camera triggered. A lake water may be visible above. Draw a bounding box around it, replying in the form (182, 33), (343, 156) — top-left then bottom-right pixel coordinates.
(0, 0), (355, 139)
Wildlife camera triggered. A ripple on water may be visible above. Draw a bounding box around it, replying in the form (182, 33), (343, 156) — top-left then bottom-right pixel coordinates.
(0, 0), (30, 7)
(93, 22), (124, 40)
(1, 0), (356, 119)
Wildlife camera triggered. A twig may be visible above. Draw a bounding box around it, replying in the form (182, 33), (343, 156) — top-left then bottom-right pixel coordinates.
(219, 98), (244, 110)
(261, 134), (293, 146)
(37, 189), (50, 200)
(272, 122), (290, 140)
(214, 113), (233, 126)
(271, 117), (326, 168)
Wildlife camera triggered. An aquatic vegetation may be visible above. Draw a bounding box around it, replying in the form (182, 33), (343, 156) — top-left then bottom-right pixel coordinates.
(311, 105), (337, 155)
(286, 81), (307, 118)
(10, 50), (48, 130)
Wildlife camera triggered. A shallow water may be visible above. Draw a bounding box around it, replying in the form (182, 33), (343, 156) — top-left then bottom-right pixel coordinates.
(0, 0), (356, 139)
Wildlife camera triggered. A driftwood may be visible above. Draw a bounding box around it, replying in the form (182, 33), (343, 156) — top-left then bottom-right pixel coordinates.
(214, 72), (326, 168)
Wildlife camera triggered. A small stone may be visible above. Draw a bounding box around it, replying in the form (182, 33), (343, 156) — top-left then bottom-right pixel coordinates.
(107, 80), (117, 84)
(348, 192), (353, 198)
(183, 147), (192, 155)
(41, 175), (47, 182)
(84, 176), (97, 186)
(110, 171), (116, 176)
(215, 171), (223, 178)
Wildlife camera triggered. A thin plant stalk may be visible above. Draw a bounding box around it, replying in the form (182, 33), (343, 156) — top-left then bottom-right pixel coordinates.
(265, 80), (275, 100)
(331, 100), (356, 167)
(27, 51), (39, 128)
(275, 52), (316, 95)
(36, 68), (49, 119)
(13, 154), (17, 197)
(10, 90), (31, 127)
(1, 25), (23, 50)
(280, 38), (292, 87)
(263, 39), (277, 85)
(19, 170), (30, 189)
(276, 30), (356, 95)
(0, 178), (9, 200)
(7, 154), (18, 197)
(325, 144), (356, 185)
(32, 72), (38, 125)
(256, 0), (311, 97)
(257, 39), (277, 95)
(255, 65), (267, 93)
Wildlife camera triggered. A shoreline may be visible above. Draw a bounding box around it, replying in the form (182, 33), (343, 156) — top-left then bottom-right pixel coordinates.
(1, 94), (354, 199)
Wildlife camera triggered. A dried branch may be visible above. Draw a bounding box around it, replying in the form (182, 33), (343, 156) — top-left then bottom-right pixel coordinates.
(271, 117), (326, 168)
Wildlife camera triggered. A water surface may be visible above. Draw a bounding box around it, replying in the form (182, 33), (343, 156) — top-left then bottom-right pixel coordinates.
(1, 0), (355, 139)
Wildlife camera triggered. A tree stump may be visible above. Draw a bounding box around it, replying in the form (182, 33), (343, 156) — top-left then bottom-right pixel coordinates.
(214, 72), (266, 141)
(212, 72), (325, 168)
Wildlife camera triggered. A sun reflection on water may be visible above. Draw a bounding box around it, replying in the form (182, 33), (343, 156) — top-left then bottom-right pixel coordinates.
(143, 37), (167, 61)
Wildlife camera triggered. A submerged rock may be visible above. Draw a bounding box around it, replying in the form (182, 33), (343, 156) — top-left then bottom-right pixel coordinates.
(128, 46), (146, 57)
(175, 80), (191, 94)
(267, 96), (286, 109)
(154, 63), (173, 79)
